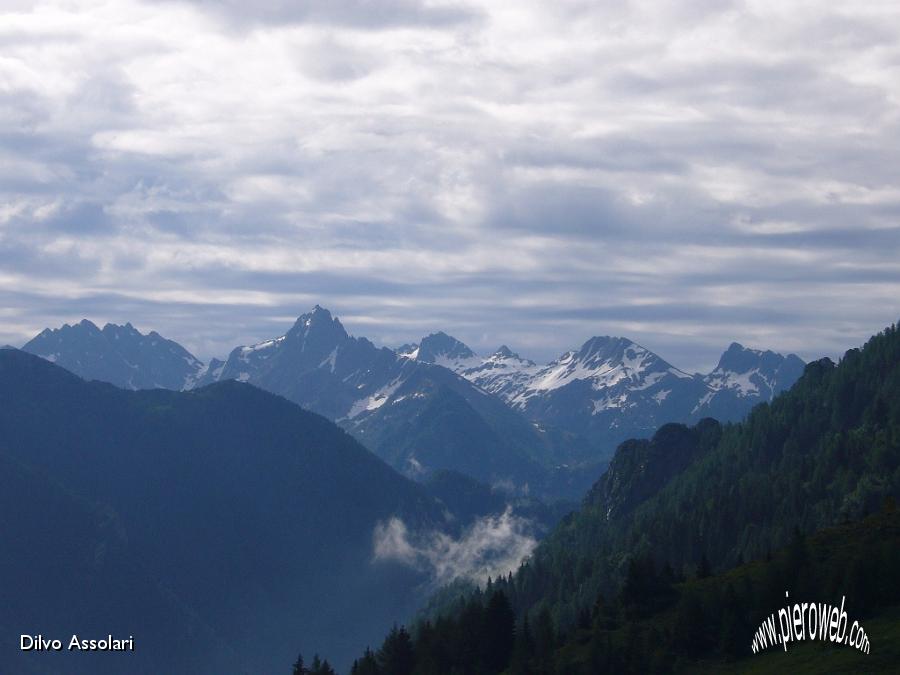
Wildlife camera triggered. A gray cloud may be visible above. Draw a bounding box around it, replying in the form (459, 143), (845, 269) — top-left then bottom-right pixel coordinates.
(179, 0), (481, 29)
(0, 1), (898, 371)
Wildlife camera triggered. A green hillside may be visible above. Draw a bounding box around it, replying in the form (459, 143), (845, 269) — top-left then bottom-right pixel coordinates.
(343, 322), (900, 674)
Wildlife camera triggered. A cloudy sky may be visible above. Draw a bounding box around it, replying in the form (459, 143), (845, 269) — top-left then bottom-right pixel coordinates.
(2, 0), (899, 370)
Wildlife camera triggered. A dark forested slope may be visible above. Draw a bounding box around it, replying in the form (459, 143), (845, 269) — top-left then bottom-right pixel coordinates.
(346, 322), (900, 674)
(509, 322), (900, 629)
(0, 349), (444, 674)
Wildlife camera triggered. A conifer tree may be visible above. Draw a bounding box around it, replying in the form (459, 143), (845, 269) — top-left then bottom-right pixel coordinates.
(697, 552), (712, 579)
(483, 590), (515, 672)
(510, 614), (535, 673)
(351, 647), (380, 675)
(533, 606), (556, 663)
(378, 625), (415, 675)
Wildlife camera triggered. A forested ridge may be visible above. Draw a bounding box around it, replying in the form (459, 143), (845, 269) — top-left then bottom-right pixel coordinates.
(0, 349), (443, 674)
(500, 322), (900, 631)
(324, 322), (900, 673)
(336, 508), (900, 674)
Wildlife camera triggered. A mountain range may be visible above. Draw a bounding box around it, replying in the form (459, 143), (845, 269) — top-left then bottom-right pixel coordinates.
(8, 313), (897, 674)
(347, 321), (900, 674)
(22, 307), (805, 498)
(188, 306), (553, 492)
(23, 319), (203, 390)
(0, 348), (474, 674)
(402, 329), (805, 461)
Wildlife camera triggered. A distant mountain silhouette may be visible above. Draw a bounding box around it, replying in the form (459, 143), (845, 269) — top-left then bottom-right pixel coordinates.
(0, 349), (448, 674)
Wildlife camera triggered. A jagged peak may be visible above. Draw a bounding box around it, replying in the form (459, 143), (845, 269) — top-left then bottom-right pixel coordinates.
(76, 318), (101, 332)
(302, 304), (334, 323)
(102, 321), (141, 335)
(286, 305), (348, 345)
(712, 341), (793, 375)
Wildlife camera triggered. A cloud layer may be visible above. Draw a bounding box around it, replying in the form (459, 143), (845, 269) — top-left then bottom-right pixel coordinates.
(2, 1), (899, 369)
(373, 507), (537, 586)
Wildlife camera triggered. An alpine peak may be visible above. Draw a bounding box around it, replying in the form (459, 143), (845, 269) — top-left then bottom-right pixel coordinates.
(415, 331), (478, 365)
(287, 306), (348, 342)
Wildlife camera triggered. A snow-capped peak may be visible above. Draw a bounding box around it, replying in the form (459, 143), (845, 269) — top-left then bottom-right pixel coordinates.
(398, 331), (481, 372)
(418, 332), (477, 362)
(486, 345), (535, 365)
(703, 342), (805, 400)
(463, 334), (697, 415)
(526, 336), (683, 393)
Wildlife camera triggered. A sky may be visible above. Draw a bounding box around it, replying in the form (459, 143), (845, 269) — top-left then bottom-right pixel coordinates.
(1, 0), (899, 371)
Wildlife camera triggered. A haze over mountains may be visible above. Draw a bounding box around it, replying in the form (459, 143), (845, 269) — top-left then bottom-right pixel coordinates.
(348, 321), (900, 674)
(187, 306), (553, 493)
(24, 319), (203, 390)
(22, 306), (804, 498)
(0, 349), (454, 673)
(8, 315), (897, 674)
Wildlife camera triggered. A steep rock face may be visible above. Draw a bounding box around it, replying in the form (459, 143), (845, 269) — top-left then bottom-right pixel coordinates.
(694, 342), (807, 420)
(22, 320), (203, 390)
(193, 305), (394, 420)
(585, 418), (723, 521)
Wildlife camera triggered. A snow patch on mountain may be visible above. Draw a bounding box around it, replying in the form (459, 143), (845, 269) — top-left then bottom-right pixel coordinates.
(319, 347), (338, 372)
(593, 394), (628, 414)
(398, 345), (419, 360)
(346, 377), (405, 419)
(242, 335), (285, 356)
(707, 367), (761, 396)
(692, 391), (714, 414)
(499, 337), (693, 412)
